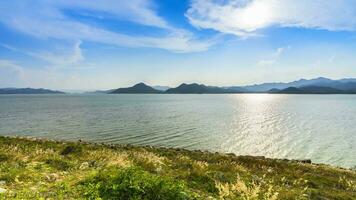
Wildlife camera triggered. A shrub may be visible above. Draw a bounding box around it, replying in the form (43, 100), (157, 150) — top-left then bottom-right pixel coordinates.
(45, 158), (73, 171)
(0, 154), (9, 162)
(60, 145), (82, 156)
(81, 167), (192, 200)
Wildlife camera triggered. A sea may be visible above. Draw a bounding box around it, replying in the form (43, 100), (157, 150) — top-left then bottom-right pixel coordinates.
(0, 94), (355, 168)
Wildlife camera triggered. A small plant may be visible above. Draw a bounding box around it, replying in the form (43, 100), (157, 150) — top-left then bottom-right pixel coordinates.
(215, 175), (280, 200)
(60, 145), (82, 156)
(81, 167), (192, 200)
(45, 158), (73, 171)
(0, 154), (9, 162)
(0, 136), (355, 199)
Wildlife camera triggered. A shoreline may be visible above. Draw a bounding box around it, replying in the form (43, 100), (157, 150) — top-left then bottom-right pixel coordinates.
(0, 135), (355, 199)
(3, 135), (353, 169)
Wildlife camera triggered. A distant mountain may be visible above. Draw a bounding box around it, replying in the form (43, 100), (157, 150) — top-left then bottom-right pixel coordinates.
(110, 83), (162, 94)
(223, 86), (249, 93)
(270, 86), (350, 94)
(271, 87), (302, 94)
(61, 89), (88, 94)
(301, 86), (347, 94)
(267, 88), (282, 93)
(152, 86), (170, 91)
(339, 78), (356, 83)
(85, 89), (115, 94)
(237, 77), (356, 92)
(0, 88), (65, 94)
(108, 78), (356, 95)
(165, 83), (243, 94)
(309, 81), (356, 91)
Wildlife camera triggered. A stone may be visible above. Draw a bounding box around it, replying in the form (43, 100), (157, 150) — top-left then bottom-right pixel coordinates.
(0, 187), (6, 193)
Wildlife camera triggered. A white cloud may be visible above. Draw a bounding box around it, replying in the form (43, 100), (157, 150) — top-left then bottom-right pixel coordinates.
(0, 1), (212, 52)
(258, 46), (289, 66)
(186, 0), (356, 37)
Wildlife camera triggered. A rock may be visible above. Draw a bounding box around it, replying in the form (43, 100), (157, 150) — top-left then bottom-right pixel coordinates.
(0, 187), (6, 193)
(296, 159), (312, 164)
(255, 156), (266, 159)
(60, 145), (82, 155)
(45, 173), (59, 182)
(79, 162), (89, 170)
(226, 153), (236, 157)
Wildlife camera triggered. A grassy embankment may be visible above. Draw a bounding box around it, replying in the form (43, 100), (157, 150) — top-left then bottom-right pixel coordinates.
(0, 136), (355, 199)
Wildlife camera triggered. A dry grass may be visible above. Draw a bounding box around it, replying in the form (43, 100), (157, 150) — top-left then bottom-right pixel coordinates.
(0, 136), (355, 199)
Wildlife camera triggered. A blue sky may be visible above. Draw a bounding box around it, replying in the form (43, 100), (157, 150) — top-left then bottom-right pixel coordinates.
(1, 0), (356, 90)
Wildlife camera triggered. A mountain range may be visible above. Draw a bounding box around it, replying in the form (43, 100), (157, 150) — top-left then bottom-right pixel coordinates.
(0, 88), (65, 94)
(110, 77), (356, 94)
(269, 86), (355, 94)
(165, 83), (243, 94)
(235, 77), (356, 92)
(2, 77), (356, 94)
(110, 83), (162, 94)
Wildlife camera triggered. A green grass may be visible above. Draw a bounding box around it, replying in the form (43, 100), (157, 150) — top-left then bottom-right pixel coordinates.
(0, 136), (355, 199)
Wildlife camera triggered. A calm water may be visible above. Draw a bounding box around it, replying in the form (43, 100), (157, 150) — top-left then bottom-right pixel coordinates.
(0, 94), (355, 168)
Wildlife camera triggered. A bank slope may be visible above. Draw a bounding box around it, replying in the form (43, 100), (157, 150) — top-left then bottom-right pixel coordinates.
(0, 136), (355, 199)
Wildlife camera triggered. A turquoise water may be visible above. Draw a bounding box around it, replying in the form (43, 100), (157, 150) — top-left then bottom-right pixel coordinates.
(0, 94), (355, 168)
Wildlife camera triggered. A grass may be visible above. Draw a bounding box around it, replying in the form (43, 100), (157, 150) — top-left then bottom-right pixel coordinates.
(0, 136), (355, 199)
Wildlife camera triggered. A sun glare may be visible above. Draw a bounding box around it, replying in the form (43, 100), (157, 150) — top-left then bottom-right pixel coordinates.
(238, 1), (271, 31)
(240, 93), (276, 103)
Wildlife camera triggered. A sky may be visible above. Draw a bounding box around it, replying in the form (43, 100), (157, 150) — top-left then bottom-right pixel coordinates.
(1, 0), (356, 90)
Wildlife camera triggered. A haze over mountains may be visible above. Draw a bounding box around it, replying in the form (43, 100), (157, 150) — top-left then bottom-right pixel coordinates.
(2, 77), (356, 94)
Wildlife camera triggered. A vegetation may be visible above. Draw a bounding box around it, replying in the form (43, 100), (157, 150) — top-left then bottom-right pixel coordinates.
(0, 136), (355, 199)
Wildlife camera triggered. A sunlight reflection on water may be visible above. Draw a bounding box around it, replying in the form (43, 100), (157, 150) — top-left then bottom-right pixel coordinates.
(0, 94), (355, 168)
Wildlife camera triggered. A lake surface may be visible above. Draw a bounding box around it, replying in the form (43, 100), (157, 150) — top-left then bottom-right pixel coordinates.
(0, 94), (355, 168)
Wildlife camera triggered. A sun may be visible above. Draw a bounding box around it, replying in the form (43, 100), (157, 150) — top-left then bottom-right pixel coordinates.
(238, 1), (272, 32)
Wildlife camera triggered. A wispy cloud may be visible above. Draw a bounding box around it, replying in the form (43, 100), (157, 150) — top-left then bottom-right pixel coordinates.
(0, 44), (19, 52)
(1, 41), (85, 66)
(0, 59), (25, 86)
(258, 47), (289, 66)
(29, 41), (84, 66)
(0, 1), (213, 52)
(186, 0), (356, 37)
(54, 0), (170, 29)
(0, 59), (91, 89)
(0, 59), (24, 75)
